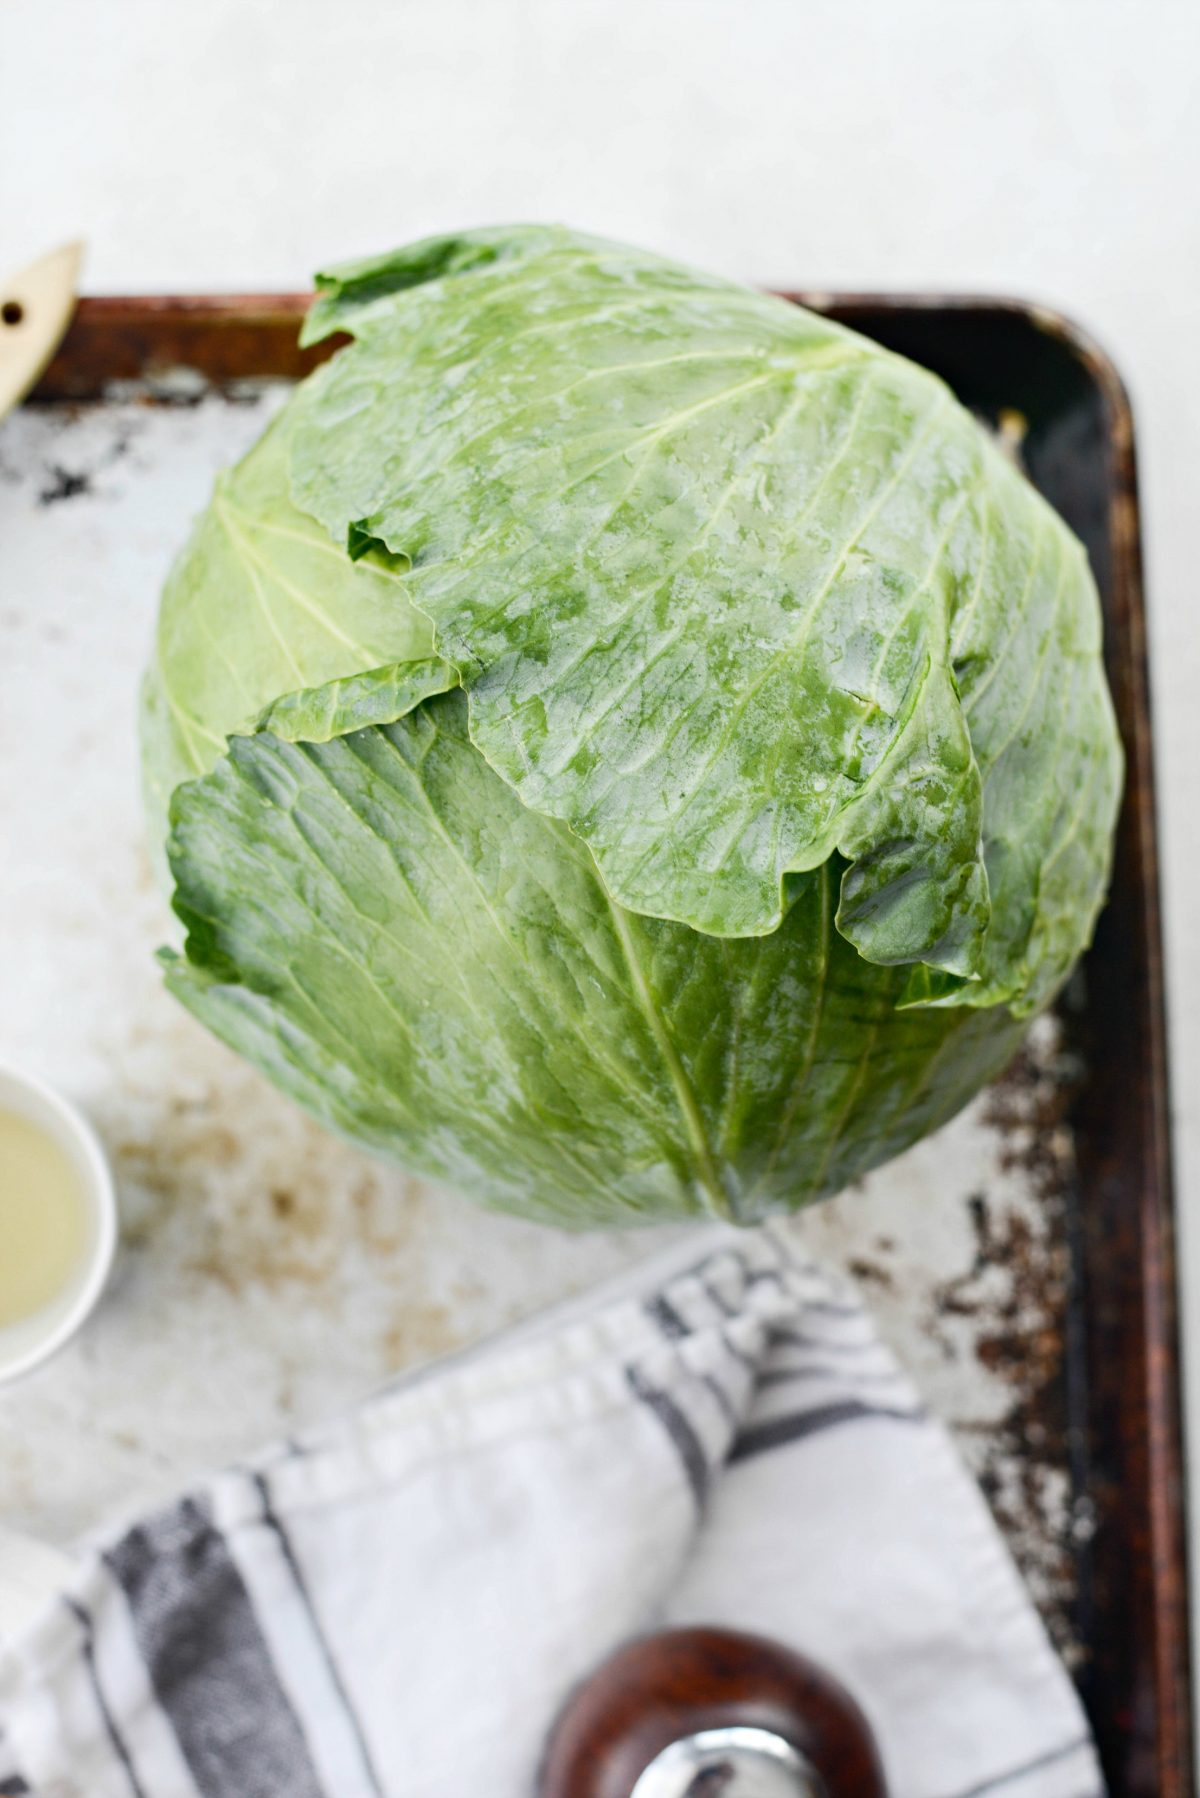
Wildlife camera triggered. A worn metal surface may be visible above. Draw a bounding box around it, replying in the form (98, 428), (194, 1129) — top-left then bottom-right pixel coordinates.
(0, 295), (1187, 1793)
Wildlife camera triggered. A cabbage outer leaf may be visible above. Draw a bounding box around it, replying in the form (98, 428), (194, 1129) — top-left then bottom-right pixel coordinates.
(163, 694), (1023, 1227)
(140, 401), (452, 860)
(255, 659), (459, 742)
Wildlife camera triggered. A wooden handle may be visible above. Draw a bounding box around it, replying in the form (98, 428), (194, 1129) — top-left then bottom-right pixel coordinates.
(540, 1626), (888, 1797)
(0, 243), (83, 422)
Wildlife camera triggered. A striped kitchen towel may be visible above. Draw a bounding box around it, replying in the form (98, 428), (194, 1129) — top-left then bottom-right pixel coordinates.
(0, 1227), (1103, 1798)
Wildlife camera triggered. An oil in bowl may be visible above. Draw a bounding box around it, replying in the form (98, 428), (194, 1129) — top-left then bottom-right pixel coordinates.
(0, 1068), (116, 1381)
(0, 1107), (94, 1329)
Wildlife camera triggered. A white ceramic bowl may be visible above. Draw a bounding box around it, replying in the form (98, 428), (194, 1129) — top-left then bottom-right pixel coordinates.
(0, 1065), (117, 1384)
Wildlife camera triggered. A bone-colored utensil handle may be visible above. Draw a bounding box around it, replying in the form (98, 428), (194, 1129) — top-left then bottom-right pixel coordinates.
(540, 1627), (888, 1797)
(0, 242), (84, 423)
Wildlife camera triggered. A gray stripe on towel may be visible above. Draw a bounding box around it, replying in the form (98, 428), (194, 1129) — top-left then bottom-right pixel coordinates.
(644, 1292), (689, 1340)
(104, 1495), (324, 1798)
(701, 1370), (738, 1424)
(62, 1596), (149, 1798)
(252, 1473), (385, 1798)
(757, 1362), (905, 1391)
(732, 1399), (926, 1460)
(627, 1366), (710, 1505)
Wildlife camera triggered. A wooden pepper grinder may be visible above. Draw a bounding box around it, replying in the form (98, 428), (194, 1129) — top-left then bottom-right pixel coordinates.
(540, 1627), (888, 1797)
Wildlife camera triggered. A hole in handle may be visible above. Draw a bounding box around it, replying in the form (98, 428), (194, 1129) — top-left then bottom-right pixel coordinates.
(1, 300), (24, 327)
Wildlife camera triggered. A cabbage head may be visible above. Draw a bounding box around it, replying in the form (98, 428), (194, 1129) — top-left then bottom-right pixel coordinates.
(141, 226), (1122, 1228)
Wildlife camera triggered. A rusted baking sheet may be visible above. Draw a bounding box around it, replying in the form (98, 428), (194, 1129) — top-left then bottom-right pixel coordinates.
(804, 297), (1189, 1798)
(18, 293), (1190, 1795)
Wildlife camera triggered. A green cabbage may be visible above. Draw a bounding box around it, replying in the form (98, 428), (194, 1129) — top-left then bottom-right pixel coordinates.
(141, 226), (1121, 1227)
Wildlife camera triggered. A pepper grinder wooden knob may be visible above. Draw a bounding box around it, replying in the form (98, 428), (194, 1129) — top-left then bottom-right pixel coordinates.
(540, 1627), (889, 1797)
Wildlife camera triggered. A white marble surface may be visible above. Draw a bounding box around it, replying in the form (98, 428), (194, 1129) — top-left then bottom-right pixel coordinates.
(1, 0), (1197, 1693)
